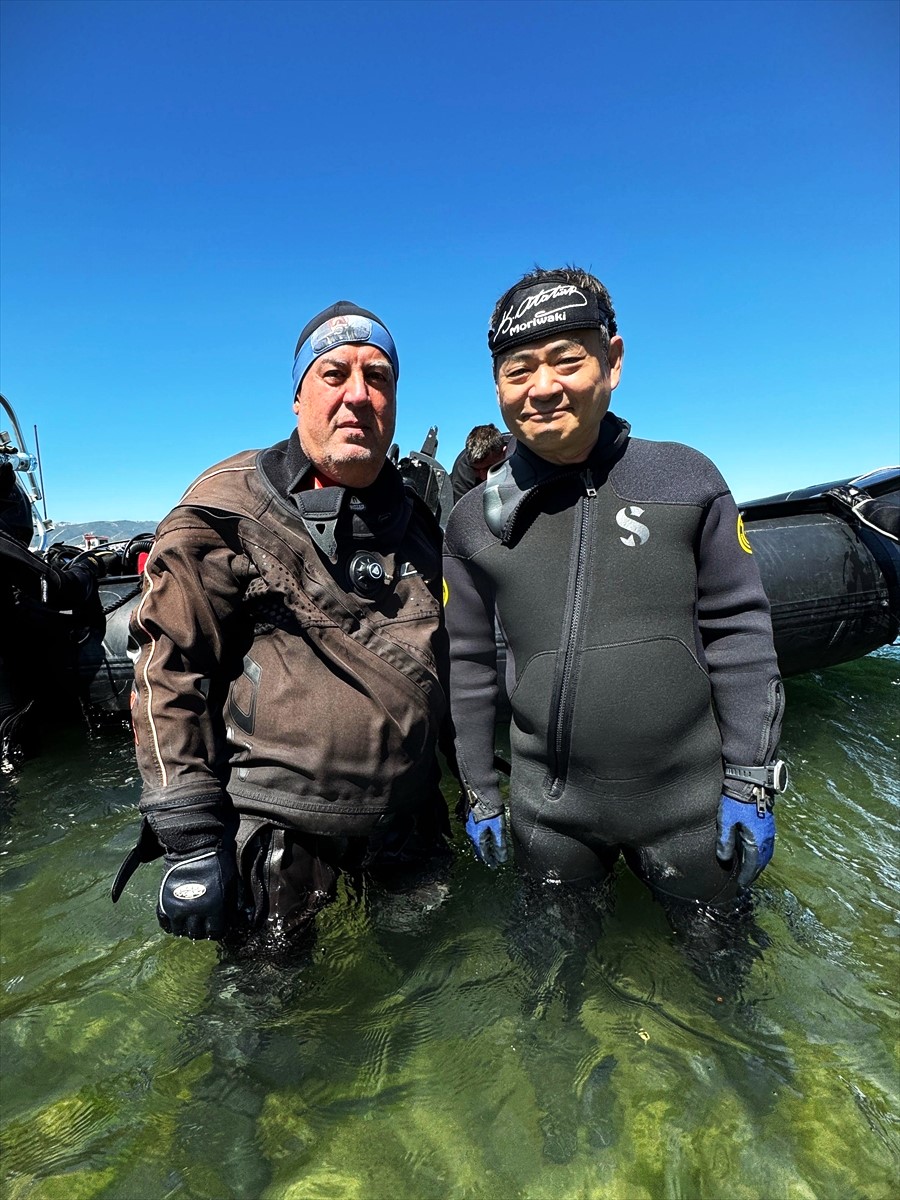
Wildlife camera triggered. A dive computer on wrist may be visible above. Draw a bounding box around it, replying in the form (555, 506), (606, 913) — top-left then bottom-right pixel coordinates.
(723, 760), (788, 815)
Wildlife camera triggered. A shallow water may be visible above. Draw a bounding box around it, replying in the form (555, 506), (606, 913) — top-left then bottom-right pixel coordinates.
(1, 649), (898, 1200)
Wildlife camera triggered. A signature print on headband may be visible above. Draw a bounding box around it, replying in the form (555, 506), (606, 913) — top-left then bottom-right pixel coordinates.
(493, 284), (588, 342)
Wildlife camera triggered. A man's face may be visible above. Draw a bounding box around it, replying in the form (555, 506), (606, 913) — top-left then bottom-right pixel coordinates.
(294, 343), (396, 487)
(495, 330), (624, 465)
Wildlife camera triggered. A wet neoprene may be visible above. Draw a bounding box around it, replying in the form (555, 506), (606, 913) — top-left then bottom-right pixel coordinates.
(444, 415), (783, 900)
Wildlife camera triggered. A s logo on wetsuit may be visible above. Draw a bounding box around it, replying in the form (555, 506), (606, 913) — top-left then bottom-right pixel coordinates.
(616, 505), (650, 547)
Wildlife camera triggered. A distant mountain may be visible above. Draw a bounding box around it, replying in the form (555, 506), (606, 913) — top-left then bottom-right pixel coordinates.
(48, 519), (159, 546)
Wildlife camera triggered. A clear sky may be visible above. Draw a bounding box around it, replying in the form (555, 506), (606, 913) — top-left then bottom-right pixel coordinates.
(2, 0), (898, 522)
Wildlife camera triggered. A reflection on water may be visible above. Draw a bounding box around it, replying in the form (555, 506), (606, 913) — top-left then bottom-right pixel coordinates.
(1, 648), (898, 1198)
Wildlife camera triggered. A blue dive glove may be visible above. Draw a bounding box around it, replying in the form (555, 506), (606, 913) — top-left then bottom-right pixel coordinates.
(716, 794), (775, 888)
(157, 848), (236, 940)
(465, 810), (509, 869)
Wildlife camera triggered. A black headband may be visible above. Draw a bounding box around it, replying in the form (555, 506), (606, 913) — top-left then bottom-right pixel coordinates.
(488, 280), (611, 359)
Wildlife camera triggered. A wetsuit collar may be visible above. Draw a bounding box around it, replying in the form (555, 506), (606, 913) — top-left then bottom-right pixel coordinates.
(484, 412), (630, 543)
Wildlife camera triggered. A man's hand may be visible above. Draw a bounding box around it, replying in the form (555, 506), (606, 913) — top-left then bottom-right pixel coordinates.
(464, 810), (509, 869)
(157, 849), (236, 939)
(716, 794), (775, 888)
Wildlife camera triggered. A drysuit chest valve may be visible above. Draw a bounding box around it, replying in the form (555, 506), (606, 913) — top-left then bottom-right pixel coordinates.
(348, 551), (389, 598)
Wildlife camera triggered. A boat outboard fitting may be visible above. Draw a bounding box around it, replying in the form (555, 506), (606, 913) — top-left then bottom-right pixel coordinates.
(1, 394), (51, 552)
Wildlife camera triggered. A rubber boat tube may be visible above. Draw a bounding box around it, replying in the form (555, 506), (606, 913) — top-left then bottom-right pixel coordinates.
(739, 467), (899, 677)
(78, 572), (146, 715)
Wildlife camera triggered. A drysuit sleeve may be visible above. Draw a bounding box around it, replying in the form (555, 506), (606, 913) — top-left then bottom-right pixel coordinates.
(696, 489), (784, 800)
(443, 519), (503, 818)
(129, 511), (248, 850)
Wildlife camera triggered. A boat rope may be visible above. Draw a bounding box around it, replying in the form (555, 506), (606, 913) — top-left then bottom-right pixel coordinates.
(102, 584), (142, 615)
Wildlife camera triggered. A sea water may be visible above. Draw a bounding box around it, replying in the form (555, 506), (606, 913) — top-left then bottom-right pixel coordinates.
(1, 648), (898, 1199)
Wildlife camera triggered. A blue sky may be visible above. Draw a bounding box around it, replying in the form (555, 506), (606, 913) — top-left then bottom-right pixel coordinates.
(2, 0), (898, 521)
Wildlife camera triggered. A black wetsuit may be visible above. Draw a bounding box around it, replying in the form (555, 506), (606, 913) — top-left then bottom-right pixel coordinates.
(443, 413), (783, 905)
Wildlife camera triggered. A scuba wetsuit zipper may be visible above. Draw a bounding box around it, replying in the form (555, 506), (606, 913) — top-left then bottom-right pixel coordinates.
(546, 470), (596, 799)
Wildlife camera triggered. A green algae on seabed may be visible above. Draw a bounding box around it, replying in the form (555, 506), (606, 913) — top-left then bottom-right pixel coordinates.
(1, 647), (898, 1199)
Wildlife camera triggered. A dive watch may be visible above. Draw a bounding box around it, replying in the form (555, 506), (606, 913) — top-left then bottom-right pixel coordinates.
(723, 760), (789, 815)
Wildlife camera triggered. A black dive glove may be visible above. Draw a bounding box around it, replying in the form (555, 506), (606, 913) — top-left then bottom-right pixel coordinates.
(158, 849), (236, 940)
(111, 800), (237, 941)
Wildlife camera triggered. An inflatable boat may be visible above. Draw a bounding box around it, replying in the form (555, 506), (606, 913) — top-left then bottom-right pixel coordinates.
(740, 467), (899, 677)
(2, 403), (898, 755)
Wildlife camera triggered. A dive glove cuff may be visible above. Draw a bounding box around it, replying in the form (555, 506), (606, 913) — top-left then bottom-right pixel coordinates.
(111, 816), (164, 902)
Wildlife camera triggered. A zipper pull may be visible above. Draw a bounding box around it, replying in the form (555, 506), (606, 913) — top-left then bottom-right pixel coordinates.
(582, 469), (597, 498)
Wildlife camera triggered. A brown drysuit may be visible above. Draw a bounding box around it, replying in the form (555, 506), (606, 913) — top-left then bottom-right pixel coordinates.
(128, 432), (449, 938)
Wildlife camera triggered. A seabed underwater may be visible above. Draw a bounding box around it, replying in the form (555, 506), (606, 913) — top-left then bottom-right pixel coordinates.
(0, 646), (898, 1200)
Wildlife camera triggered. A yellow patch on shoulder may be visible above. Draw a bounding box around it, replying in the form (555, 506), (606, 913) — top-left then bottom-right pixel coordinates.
(737, 514), (753, 554)
(442, 577), (449, 605)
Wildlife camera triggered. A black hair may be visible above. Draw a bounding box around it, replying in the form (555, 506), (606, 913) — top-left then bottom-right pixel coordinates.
(464, 424), (506, 465)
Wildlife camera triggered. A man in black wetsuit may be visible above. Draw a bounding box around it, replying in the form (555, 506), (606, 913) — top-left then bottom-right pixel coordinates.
(443, 267), (787, 916)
